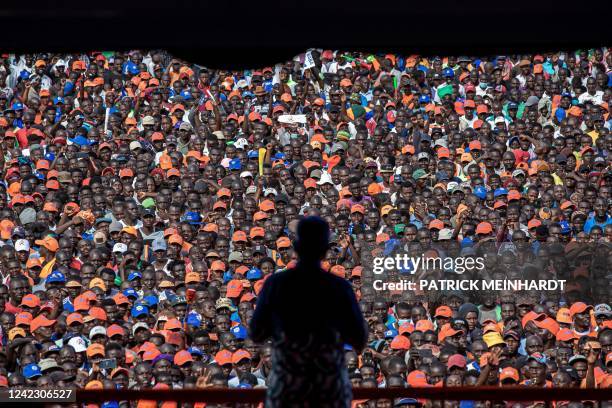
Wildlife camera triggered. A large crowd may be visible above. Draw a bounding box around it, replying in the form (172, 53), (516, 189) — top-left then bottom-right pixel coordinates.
(0, 49), (611, 406)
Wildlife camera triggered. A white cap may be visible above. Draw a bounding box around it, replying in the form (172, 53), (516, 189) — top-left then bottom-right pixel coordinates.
(438, 228), (453, 240)
(129, 141), (142, 151)
(417, 152), (430, 161)
(234, 138), (248, 150)
(264, 188), (278, 197)
(317, 172), (334, 185)
(132, 322), (150, 335)
(246, 186), (257, 195)
(495, 116), (506, 124)
(89, 326), (107, 338)
(142, 116), (155, 126)
(446, 181), (459, 193)
(240, 171), (253, 179)
(67, 336), (87, 353)
(15, 239), (30, 252)
(433, 139), (448, 148)
(113, 243), (128, 254)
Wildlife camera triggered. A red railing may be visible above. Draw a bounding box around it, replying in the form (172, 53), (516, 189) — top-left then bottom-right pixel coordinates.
(76, 387), (612, 403)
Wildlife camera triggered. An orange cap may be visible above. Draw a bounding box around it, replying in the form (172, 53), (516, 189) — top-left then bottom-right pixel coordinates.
(215, 349), (233, 366)
(232, 231), (247, 242)
(249, 227), (265, 239)
(390, 335), (411, 350)
(174, 350), (194, 366)
(415, 319), (435, 332)
(475, 222), (493, 235)
(569, 302), (592, 317)
(435, 306), (453, 318)
(30, 314), (56, 333)
(34, 236), (59, 252)
(231, 349), (252, 364)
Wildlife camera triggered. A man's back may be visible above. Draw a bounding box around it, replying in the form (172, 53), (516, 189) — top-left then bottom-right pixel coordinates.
(250, 264), (367, 407)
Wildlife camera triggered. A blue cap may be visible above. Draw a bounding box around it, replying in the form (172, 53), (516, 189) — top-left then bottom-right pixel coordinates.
(343, 344), (354, 351)
(461, 237), (474, 248)
(474, 186), (487, 200)
(418, 95), (430, 104)
(231, 324), (247, 340)
(186, 313), (202, 328)
(23, 363), (42, 379)
(152, 239), (167, 252)
(46, 271), (66, 284)
(555, 108), (566, 122)
(124, 61), (139, 75)
(53, 96), (65, 105)
(247, 150), (259, 159)
(143, 295), (158, 307)
(188, 346), (204, 356)
(180, 90), (192, 100)
(101, 402), (120, 408)
(68, 135), (94, 146)
(508, 102), (518, 110)
(561, 91), (572, 98)
(443, 68), (454, 78)
(384, 329), (398, 339)
(229, 158), (242, 170)
(242, 91), (254, 98)
(246, 268), (262, 280)
(127, 272), (142, 282)
(12, 101), (25, 110)
(131, 304), (149, 318)
(182, 211), (202, 225)
(493, 188), (509, 198)
(238, 383), (253, 389)
(123, 288), (138, 299)
(559, 220), (571, 235)
(273, 152), (286, 160)
(508, 136), (520, 145)
(44, 152), (56, 163)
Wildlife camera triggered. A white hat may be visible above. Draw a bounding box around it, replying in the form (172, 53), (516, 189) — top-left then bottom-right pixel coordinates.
(67, 336), (87, 353)
(446, 181), (460, 193)
(132, 322), (150, 335)
(234, 138), (248, 150)
(89, 326), (107, 338)
(129, 141), (142, 151)
(113, 243), (128, 254)
(179, 122), (192, 131)
(142, 116), (155, 126)
(417, 152), (430, 161)
(438, 228), (453, 240)
(15, 239), (30, 252)
(264, 188), (278, 197)
(433, 139), (448, 148)
(240, 171), (253, 179)
(495, 116), (506, 124)
(246, 186), (257, 195)
(317, 172), (334, 185)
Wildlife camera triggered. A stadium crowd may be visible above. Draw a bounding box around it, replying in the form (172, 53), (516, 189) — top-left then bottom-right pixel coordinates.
(0, 48), (611, 407)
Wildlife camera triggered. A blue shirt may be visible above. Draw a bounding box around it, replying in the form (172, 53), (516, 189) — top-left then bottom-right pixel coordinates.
(583, 214), (611, 233)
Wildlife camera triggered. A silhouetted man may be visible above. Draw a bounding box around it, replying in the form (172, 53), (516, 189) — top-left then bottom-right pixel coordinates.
(250, 216), (367, 407)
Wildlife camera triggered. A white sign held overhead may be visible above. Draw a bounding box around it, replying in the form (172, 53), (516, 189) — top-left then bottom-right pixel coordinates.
(303, 51), (316, 70)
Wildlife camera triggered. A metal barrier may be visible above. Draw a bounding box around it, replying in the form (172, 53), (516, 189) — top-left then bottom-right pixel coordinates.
(76, 387), (612, 403)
